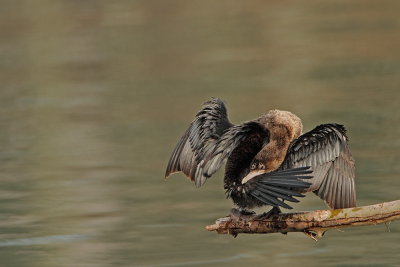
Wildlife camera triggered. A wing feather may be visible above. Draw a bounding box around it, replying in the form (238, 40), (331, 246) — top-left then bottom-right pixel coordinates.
(165, 98), (232, 183)
(165, 98), (269, 188)
(197, 121), (269, 186)
(281, 124), (356, 209)
(246, 167), (313, 209)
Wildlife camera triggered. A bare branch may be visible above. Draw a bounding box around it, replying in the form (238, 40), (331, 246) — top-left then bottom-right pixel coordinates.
(206, 200), (400, 240)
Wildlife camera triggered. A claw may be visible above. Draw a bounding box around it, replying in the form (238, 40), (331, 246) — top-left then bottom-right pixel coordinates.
(252, 206), (282, 220)
(230, 208), (256, 221)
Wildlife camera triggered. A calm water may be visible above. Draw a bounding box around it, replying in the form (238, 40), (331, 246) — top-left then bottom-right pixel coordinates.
(0, 1), (400, 266)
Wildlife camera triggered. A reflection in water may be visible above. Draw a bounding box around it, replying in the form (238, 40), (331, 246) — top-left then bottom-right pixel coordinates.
(0, 0), (399, 266)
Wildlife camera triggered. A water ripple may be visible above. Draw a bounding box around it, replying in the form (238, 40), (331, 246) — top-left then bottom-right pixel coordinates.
(133, 253), (252, 267)
(0, 234), (89, 247)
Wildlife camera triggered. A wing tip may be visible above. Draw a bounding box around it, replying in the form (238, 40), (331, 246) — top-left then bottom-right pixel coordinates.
(250, 191), (294, 209)
(164, 170), (173, 180)
(165, 166), (180, 179)
(195, 174), (208, 188)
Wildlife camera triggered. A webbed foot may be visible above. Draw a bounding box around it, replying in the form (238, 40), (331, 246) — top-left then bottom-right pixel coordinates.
(230, 208), (256, 221)
(253, 206), (282, 220)
(253, 206), (287, 235)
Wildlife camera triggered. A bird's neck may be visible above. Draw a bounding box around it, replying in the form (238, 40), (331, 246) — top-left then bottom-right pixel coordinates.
(257, 119), (293, 169)
(257, 135), (291, 172)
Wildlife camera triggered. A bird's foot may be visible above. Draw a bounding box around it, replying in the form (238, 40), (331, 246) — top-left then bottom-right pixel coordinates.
(229, 208), (256, 221)
(253, 207), (287, 235)
(253, 206), (282, 220)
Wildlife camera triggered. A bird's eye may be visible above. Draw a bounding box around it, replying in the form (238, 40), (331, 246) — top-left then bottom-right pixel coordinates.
(251, 163), (256, 170)
(258, 163), (265, 170)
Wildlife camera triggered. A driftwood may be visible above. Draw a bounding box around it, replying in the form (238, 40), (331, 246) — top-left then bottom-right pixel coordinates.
(206, 200), (400, 240)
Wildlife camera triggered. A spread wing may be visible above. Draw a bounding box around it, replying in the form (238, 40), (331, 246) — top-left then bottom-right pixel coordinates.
(198, 121), (269, 186)
(165, 98), (233, 183)
(244, 167), (313, 209)
(280, 123), (356, 209)
(165, 98), (272, 187)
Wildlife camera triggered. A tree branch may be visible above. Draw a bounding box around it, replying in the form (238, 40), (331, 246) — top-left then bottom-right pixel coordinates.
(206, 200), (400, 240)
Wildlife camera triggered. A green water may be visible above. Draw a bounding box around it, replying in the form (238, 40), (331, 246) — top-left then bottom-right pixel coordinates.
(0, 1), (399, 266)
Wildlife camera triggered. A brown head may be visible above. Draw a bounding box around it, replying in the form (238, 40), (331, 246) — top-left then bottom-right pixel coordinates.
(261, 109), (303, 141)
(242, 110), (303, 184)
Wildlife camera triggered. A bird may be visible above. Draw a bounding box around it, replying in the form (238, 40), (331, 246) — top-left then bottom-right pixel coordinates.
(165, 98), (356, 216)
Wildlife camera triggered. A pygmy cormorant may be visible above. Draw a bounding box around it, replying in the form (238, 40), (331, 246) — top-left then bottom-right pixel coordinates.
(165, 98), (356, 215)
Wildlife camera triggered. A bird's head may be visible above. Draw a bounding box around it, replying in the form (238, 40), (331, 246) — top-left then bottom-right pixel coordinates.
(264, 109), (303, 142)
(241, 110), (303, 185)
(240, 159), (267, 184)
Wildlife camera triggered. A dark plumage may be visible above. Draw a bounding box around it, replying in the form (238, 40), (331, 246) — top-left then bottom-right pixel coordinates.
(165, 98), (356, 211)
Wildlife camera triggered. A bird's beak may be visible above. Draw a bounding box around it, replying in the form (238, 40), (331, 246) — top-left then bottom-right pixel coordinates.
(241, 170), (267, 184)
